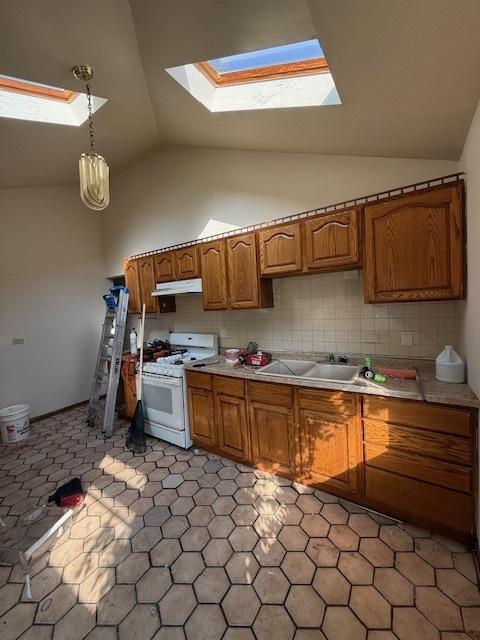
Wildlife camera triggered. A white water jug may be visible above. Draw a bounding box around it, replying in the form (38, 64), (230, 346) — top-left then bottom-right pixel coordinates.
(129, 328), (138, 354)
(435, 345), (465, 384)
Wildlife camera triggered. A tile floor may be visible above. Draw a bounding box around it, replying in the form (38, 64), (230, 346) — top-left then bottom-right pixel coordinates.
(0, 404), (479, 640)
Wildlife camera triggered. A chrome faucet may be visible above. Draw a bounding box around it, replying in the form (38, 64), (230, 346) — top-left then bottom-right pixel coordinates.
(328, 353), (349, 365)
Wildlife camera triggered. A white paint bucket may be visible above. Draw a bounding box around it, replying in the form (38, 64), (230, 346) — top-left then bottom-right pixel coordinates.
(0, 404), (30, 444)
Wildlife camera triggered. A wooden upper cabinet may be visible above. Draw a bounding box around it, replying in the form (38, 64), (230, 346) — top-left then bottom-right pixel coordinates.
(199, 240), (229, 310)
(227, 232), (273, 309)
(124, 259), (141, 314)
(153, 252), (175, 283)
(258, 222), (303, 276)
(363, 181), (464, 303)
(304, 208), (360, 272)
(174, 246), (200, 280)
(137, 256), (157, 313)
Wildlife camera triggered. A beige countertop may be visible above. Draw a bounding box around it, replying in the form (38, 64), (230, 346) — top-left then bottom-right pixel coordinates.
(185, 354), (479, 409)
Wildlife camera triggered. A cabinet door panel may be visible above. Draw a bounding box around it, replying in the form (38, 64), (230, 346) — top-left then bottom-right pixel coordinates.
(153, 252), (175, 283)
(227, 232), (259, 308)
(199, 240), (229, 310)
(258, 223), (303, 275)
(137, 256), (157, 314)
(304, 208), (360, 271)
(124, 259), (141, 314)
(364, 181), (464, 302)
(249, 401), (295, 476)
(174, 247), (199, 280)
(215, 394), (249, 462)
(188, 387), (216, 448)
(300, 410), (360, 497)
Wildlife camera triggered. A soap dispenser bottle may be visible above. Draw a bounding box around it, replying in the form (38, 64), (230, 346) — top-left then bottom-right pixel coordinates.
(435, 345), (465, 384)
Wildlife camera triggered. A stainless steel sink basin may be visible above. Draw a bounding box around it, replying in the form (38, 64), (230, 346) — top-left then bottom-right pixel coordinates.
(255, 360), (317, 376)
(255, 359), (361, 384)
(300, 363), (361, 383)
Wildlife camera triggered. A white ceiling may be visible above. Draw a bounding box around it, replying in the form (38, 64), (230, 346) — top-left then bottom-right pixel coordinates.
(1, 0), (480, 188)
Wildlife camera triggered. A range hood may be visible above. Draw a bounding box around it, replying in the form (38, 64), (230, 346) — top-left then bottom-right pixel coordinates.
(152, 278), (202, 297)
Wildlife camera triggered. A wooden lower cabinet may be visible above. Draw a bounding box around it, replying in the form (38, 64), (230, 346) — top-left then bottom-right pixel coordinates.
(215, 394), (249, 462)
(187, 386), (216, 448)
(187, 373), (477, 544)
(249, 401), (296, 476)
(300, 409), (361, 498)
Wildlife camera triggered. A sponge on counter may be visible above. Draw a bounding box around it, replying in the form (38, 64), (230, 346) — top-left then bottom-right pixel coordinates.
(378, 367), (417, 379)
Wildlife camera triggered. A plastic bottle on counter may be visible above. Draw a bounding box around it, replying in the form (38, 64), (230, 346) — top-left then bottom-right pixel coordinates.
(435, 345), (465, 384)
(129, 328), (138, 355)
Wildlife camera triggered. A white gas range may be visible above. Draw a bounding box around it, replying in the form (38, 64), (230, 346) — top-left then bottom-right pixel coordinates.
(141, 333), (218, 448)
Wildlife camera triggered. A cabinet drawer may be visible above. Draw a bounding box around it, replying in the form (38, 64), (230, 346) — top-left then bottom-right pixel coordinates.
(363, 396), (471, 436)
(363, 419), (471, 466)
(365, 466), (473, 537)
(186, 371), (212, 390)
(247, 381), (293, 408)
(214, 375), (245, 398)
(298, 388), (357, 417)
(364, 441), (471, 494)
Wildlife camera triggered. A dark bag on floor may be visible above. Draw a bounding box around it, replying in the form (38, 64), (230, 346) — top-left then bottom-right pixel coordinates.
(48, 478), (85, 507)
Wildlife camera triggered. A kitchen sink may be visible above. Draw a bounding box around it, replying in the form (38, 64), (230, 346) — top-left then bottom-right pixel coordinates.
(255, 360), (318, 376)
(300, 363), (361, 383)
(255, 359), (361, 384)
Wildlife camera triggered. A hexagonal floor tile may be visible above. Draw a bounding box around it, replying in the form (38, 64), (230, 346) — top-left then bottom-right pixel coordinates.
(253, 538), (286, 567)
(359, 538), (394, 567)
(306, 538), (339, 567)
(116, 552), (149, 583)
(414, 538), (455, 568)
(137, 567), (172, 603)
(350, 585), (391, 629)
(285, 585), (325, 627)
(97, 584), (136, 625)
(379, 525), (413, 551)
(184, 604), (226, 640)
(226, 551), (259, 584)
(118, 603), (160, 640)
(374, 567), (414, 606)
(188, 506), (215, 527)
(392, 607), (439, 640)
(322, 606), (366, 640)
(158, 584), (196, 625)
(436, 568), (480, 606)
(328, 524), (360, 552)
(202, 538), (233, 567)
(276, 504), (303, 526)
(253, 567), (290, 604)
(181, 526), (211, 551)
(253, 515), (282, 538)
(150, 538), (182, 566)
(223, 584), (261, 626)
(194, 567), (230, 603)
(229, 526), (259, 551)
(253, 604), (295, 640)
(281, 552), (315, 584)
(416, 586), (463, 630)
(171, 552), (205, 583)
(207, 515), (235, 538)
(395, 552), (435, 586)
(338, 552), (374, 585)
(321, 503), (349, 525)
(312, 567), (351, 605)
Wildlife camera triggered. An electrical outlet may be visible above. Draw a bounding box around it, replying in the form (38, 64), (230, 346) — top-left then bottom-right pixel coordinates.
(12, 338), (24, 345)
(401, 331), (413, 346)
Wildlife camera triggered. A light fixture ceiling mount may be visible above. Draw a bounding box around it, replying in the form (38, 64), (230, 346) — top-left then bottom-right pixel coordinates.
(72, 64), (109, 211)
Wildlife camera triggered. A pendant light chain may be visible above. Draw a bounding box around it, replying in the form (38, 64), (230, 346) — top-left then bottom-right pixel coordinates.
(85, 81), (96, 154)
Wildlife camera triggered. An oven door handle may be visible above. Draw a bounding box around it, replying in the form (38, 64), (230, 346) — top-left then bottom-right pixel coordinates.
(141, 374), (183, 386)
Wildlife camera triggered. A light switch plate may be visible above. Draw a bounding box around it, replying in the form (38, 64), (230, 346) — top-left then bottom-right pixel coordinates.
(401, 331), (413, 346)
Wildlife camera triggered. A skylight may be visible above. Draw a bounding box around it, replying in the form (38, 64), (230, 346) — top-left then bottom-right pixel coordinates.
(209, 39), (325, 74)
(165, 39), (340, 112)
(0, 74), (107, 126)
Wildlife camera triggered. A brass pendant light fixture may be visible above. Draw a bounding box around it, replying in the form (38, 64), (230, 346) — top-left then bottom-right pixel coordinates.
(72, 65), (109, 211)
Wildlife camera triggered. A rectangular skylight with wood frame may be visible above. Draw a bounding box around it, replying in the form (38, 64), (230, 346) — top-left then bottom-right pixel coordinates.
(197, 39), (330, 86)
(0, 74), (107, 126)
(165, 39), (340, 112)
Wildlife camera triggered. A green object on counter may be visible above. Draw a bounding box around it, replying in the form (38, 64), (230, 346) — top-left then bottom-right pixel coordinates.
(374, 373), (386, 383)
(364, 355), (372, 369)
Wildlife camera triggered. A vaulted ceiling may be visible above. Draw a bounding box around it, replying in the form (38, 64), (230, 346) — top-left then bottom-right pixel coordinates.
(1, 0), (480, 188)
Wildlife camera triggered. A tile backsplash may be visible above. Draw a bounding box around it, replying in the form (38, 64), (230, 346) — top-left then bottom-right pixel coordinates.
(135, 270), (458, 358)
